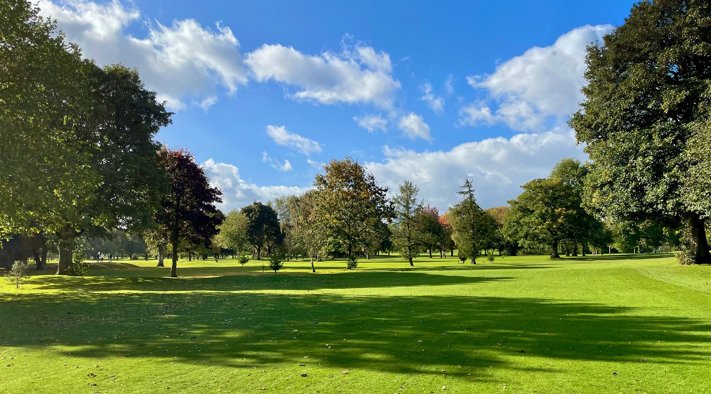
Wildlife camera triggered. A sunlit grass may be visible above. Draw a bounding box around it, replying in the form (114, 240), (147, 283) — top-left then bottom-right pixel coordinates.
(1, 253), (710, 393)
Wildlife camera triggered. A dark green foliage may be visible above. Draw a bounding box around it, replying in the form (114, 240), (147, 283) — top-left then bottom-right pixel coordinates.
(571, 0), (711, 263)
(241, 202), (283, 260)
(392, 181), (423, 266)
(269, 252), (284, 273)
(450, 180), (486, 264)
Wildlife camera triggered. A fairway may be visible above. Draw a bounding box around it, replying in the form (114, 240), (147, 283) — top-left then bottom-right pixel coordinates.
(1, 255), (710, 393)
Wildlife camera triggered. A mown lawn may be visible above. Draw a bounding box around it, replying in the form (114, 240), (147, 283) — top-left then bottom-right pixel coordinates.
(1, 254), (710, 393)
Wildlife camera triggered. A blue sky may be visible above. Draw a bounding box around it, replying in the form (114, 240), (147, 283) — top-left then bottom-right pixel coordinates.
(38, 0), (637, 212)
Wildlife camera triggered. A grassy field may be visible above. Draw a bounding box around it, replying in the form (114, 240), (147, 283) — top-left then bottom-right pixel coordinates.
(1, 254), (710, 393)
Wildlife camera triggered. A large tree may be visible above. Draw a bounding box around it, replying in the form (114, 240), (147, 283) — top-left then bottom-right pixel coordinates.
(155, 148), (223, 277)
(392, 181), (423, 266)
(1, 2), (172, 274)
(570, 0), (711, 263)
(241, 202), (283, 260)
(313, 159), (392, 267)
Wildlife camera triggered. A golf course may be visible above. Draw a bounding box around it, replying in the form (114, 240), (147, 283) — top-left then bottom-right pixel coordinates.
(2, 255), (709, 393)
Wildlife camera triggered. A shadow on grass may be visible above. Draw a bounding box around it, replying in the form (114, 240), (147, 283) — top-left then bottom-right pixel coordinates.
(30, 269), (509, 292)
(1, 289), (710, 380)
(561, 253), (674, 262)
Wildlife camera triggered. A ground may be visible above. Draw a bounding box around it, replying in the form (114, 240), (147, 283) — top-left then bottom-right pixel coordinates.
(1, 254), (710, 393)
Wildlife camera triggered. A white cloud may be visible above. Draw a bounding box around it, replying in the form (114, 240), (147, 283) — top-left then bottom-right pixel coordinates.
(366, 128), (585, 211)
(262, 152), (293, 172)
(419, 82), (444, 113)
(38, 0), (248, 111)
(202, 159), (307, 211)
(265, 125), (322, 155)
(245, 43), (400, 108)
(461, 24), (613, 131)
(398, 113), (431, 142)
(444, 74), (455, 95)
(353, 114), (388, 133)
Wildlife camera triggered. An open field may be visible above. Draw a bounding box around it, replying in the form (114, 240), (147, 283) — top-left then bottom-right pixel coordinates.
(1, 254), (710, 393)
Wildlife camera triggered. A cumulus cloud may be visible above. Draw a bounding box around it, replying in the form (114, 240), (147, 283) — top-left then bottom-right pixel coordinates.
(460, 25), (613, 131)
(261, 152), (293, 172)
(419, 82), (444, 113)
(266, 125), (322, 155)
(366, 129), (585, 211)
(353, 114), (388, 133)
(398, 113), (432, 142)
(202, 159), (308, 211)
(38, 0), (248, 111)
(245, 43), (400, 108)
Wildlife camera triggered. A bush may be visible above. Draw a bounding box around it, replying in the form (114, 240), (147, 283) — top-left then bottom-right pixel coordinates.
(487, 252), (495, 262)
(7, 261), (30, 289)
(457, 251), (467, 264)
(347, 258), (358, 270)
(269, 254), (284, 273)
(675, 250), (695, 265)
(66, 259), (89, 276)
(238, 255), (250, 265)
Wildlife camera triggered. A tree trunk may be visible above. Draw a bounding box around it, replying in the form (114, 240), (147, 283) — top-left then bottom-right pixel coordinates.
(311, 256), (316, 273)
(428, 248), (432, 259)
(157, 244), (165, 267)
(256, 246), (261, 260)
(32, 247), (44, 270)
(550, 240), (560, 258)
(56, 228), (75, 275)
(170, 240), (178, 277)
(409, 256), (414, 267)
(689, 215), (711, 264)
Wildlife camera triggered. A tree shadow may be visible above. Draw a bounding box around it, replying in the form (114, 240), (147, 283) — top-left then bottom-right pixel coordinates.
(562, 253), (674, 262)
(1, 290), (709, 381)
(30, 270), (510, 292)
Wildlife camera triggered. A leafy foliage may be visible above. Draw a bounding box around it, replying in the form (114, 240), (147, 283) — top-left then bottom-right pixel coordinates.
(313, 159), (393, 265)
(155, 148), (223, 277)
(241, 202), (283, 259)
(570, 0), (711, 263)
(392, 181), (423, 266)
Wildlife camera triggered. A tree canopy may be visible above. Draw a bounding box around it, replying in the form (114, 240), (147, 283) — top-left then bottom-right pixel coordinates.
(570, 0), (711, 263)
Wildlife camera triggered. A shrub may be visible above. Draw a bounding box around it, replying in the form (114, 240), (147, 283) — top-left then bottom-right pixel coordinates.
(238, 255), (250, 265)
(347, 258), (358, 270)
(7, 261), (30, 289)
(269, 254), (284, 273)
(66, 259), (89, 276)
(675, 250), (695, 266)
(457, 251), (467, 264)
(487, 252), (495, 262)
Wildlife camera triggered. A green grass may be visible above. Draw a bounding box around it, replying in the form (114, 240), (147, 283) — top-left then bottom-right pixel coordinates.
(1, 254), (710, 393)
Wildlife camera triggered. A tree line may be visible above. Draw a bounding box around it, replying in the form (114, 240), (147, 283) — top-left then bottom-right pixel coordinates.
(3, 0), (711, 275)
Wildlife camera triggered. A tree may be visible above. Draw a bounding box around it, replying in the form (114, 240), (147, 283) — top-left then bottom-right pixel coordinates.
(292, 191), (328, 272)
(155, 148), (223, 277)
(415, 206), (443, 259)
(270, 196), (302, 259)
(313, 159), (393, 267)
(570, 0), (711, 263)
(450, 180), (485, 264)
(0, 4), (172, 274)
(392, 181), (423, 266)
(504, 178), (575, 258)
(241, 202), (282, 260)
(215, 211), (250, 259)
